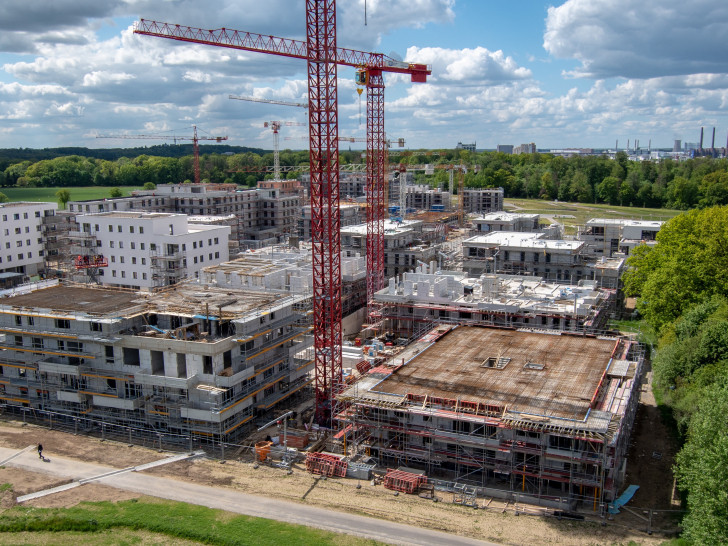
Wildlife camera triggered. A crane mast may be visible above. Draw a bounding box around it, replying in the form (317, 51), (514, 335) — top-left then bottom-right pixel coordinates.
(134, 5), (431, 426)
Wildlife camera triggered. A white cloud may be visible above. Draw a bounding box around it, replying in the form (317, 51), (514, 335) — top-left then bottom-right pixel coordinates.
(544, 0), (728, 79)
(406, 46), (531, 83)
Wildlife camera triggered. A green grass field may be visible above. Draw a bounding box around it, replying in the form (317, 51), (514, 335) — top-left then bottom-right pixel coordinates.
(0, 187), (143, 208)
(0, 497), (379, 546)
(503, 198), (682, 234)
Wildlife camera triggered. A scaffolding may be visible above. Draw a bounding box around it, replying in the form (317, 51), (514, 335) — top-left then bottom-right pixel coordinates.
(334, 326), (645, 514)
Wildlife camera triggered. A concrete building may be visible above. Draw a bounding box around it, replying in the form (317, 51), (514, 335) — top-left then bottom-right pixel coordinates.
(514, 143), (537, 154)
(471, 212), (540, 233)
(200, 247), (368, 336)
(403, 185), (452, 212)
(0, 202), (58, 277)
(67, 182), (302, 248)
(298, 203), (365, 240)
(496, 144), (513, 154)
(71, 212), (230, 289)
(373, 267), (614, 337)
(578, 219), (663, 257)
(340, 219), (443, 279)
(462, 188), (504, 214)
(0, 282), (313, 442)
(463, 232), (589, 283)
(456, 142), (477, 152)
(336, 325), (644, 511)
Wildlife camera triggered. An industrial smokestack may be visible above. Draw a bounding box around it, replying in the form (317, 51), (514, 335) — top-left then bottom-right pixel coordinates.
(712, 127), (716, 149)
(700, 127), (704, 150)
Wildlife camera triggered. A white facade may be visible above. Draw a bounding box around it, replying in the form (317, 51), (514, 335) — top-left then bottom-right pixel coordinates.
(74, 212), (230, 289)
(0, 201), (57, 276)
(471, 212), (540, 233)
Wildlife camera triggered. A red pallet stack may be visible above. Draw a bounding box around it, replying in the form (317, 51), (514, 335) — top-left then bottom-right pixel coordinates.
(305, 452), (348, 478)
(383, 469), (428, 494)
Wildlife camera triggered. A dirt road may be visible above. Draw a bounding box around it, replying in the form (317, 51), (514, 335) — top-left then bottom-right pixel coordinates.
(0, 420), (667, 546)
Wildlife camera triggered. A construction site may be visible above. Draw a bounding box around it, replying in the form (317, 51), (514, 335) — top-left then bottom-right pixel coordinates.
(0, 281), (313, 442)
(334, 325), (644, 512)
(0, 2), (657, 533)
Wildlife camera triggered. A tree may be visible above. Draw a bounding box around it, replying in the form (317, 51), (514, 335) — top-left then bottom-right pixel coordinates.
(675, 384), (728, 545)
(623, 206), (728, 333)
(143, 182), (157, 190)
(109, 187), (123, 198)
(55, 189), (71, 208)
(0, 191), (8, 203)
(596, 176), (620, 205)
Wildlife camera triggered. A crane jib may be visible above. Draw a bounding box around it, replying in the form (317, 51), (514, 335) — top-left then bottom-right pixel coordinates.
(134, 19), (430, 81)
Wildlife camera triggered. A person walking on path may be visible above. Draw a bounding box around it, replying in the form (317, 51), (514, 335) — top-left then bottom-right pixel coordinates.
(37, 443), (43, 460)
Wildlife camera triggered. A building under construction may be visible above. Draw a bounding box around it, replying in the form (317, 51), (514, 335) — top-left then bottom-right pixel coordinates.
(0, 281), (313, 442)
(371, 268), (615, 339)
(336, 325), (644, 512)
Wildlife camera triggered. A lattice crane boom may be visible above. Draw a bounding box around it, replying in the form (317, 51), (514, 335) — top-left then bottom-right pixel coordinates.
(229, 95), (308, 109)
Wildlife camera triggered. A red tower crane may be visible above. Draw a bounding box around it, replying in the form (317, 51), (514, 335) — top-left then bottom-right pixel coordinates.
(134, 4), (431, 425)
(96, 125), (227, 184)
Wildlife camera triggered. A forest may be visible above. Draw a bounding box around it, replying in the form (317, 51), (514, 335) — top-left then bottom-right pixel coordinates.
(624, 206), (728, 544)
(1, 147), (728, 210)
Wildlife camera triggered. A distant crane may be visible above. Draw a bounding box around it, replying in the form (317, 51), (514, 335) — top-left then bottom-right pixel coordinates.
(264, 121), (306, 181)
(229, 94), (308, 109)
(96, 125), (228, 184)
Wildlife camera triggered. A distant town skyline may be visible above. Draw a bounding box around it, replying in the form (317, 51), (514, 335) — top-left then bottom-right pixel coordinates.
(0, 0), (726, 151)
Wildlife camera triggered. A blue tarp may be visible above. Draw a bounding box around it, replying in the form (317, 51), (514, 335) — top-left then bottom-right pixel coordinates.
(608, 484), (639, 514)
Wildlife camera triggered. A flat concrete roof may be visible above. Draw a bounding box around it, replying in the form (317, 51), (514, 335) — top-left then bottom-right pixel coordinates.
(474, 212), (538, 221)
(0, 282), (289, 320)
(373, 326), (618, 421)
(0, 285), (140, 315)
(76, 212), (178, 219)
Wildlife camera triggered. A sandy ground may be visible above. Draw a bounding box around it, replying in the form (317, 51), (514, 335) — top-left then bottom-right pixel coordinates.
(0, 418), (672, 546)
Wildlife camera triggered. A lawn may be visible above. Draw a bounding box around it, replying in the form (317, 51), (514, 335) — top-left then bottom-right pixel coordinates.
(0, 497), (379, 546)
(503, 198), (683, 234)
(0, 187), (143, 208)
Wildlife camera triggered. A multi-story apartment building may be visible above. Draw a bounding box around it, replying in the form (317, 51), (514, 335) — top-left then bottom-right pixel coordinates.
(67, 182), (301, 248)
(340, 220), (443, 279)
(513, 142), (537, 154)
(471, 212), (540, 233)
(402, 186), (452, 212)
(298, 203), (365, 240)
(463, 232), (588, 283)
(200, 248), (368, 335)
(71, 212), (229, 289)
(577, 219), (663, 257)
(462, 188), (504, 214)
(337, 326), (644, 512)
(0, 202), (57, 278)
(374, 267), (614, 337)
(0, 282), (313, 442)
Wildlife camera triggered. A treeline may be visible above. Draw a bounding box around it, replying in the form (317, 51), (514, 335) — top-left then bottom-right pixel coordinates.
(623, 206), (728, 544)
(0, 144), (266, 163)
(0, 149), (312, 189)
(2, 147), (728, 209)
(413, 150), (728, 209)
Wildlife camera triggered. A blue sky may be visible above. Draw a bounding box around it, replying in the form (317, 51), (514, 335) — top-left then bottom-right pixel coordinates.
(1, 0), (727, 151)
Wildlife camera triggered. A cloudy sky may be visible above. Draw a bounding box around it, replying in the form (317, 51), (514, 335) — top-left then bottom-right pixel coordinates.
(1, 0), (726, 151)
